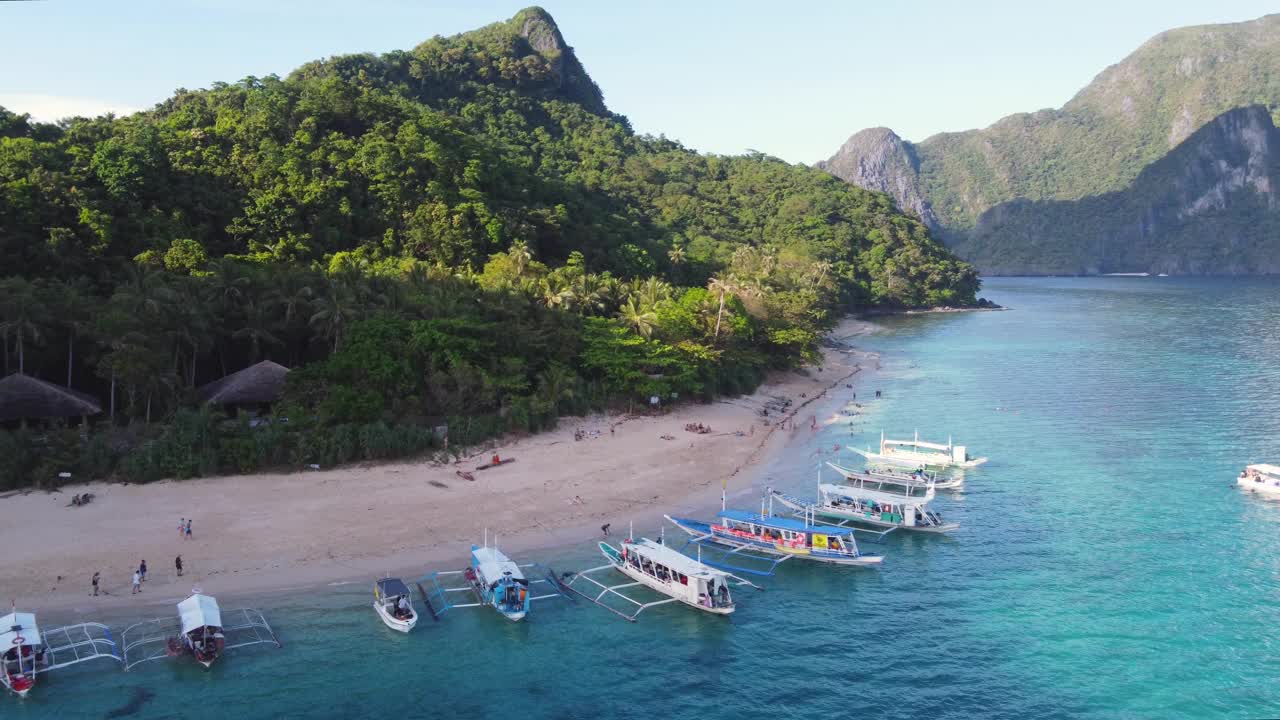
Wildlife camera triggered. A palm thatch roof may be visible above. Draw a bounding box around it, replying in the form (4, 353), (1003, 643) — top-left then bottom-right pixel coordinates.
(198, 360), (290, 406)
(0, 373), (102, 421)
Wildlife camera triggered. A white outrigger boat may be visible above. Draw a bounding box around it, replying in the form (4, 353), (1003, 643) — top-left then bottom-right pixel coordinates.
(851, 431), (987, 469)
(2, 607), (121, 697)
(557, 532), (759, 622)
(373, 577), (418, 632)
(122, 592), (280, 670)
(865, 464), (964, 490)
(769, 462), (959, 533)
(422, 536), (564, 622)
(1238, 464), (1280, 495)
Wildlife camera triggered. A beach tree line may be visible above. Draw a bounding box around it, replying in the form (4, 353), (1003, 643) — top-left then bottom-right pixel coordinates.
(0, 9), (981, 488)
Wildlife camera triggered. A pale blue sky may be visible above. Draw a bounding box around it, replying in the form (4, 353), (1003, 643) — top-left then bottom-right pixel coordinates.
(1, 1), (1275, 163)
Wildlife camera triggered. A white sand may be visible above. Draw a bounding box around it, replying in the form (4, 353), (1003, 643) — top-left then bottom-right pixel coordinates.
(0, 319), (879, 617)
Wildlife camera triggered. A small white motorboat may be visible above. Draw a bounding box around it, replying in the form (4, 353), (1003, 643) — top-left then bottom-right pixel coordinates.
(373, 578), (418, 632)
(1238, 464), (1280, 495)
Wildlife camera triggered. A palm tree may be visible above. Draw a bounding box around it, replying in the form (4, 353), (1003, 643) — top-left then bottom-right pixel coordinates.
(636, 277), (673, 310)
(310, 282), (353, 353)
(233, 301), (282, 364)
(708, 276), (732, 343)
(617, 297), (658, 339)
(536, 363), (577, 415)
(0, 277), (46, 374)
(667, 245), (686, 265)
(509, 239), (533, 278)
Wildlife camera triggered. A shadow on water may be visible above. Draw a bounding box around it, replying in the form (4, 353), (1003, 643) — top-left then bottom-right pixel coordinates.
(103, 687), (154, 719)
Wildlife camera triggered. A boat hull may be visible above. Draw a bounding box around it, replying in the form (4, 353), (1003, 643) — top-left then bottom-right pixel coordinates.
(668, 517), (883, 566)
(852, 446), (987, 470)
(1238, 477), (1280, 495)
(611, 562), (734, 615)
(770, 494), (958, 534)
(374, 603), (418, 633)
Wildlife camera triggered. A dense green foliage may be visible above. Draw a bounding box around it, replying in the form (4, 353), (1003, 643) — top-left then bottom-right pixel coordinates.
(0, 7), (978, 488)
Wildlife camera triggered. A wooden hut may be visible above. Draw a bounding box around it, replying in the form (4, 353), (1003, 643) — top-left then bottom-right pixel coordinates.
(0, 372), (102, 425)
(197, 360), (290, 413)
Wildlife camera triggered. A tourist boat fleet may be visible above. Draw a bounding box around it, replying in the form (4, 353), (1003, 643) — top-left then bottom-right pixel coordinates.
(5, 429), (980, 699)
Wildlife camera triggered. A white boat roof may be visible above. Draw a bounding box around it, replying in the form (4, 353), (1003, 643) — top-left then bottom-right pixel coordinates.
(829, 462), (933, 487)
(884, 438), (951, 452)
(472, 546), (525, 584)
(0, 612), (39, 648)
(178, 593), (222, 634)
(820, 482), (931, 507)
(1247, 464), (1280, 476)
(627, 538), (725, 580)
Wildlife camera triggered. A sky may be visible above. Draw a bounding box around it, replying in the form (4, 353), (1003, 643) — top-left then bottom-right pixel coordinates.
(1, 0), (1275, 164)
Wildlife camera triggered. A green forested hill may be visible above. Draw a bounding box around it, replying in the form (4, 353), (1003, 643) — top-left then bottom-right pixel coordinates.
(820, 13), (1280, 274)
(0, 7), (978, 487)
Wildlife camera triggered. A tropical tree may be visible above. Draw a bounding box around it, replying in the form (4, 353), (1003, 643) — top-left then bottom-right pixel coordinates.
(617, 297), (658, 339)
(0, 278), (46, 373)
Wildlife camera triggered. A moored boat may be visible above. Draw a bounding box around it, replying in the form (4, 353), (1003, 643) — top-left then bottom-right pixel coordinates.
(850, 430), (987, 469)
(122, 592), (280, 671)
(557, 535), (759, 621)
(666, 508), (883, 572)
(770, 473), (958, 533)
(1, 608), (121, 698)
(1238, 464), (1280, 495)
(422, 538), (564, 622)
(373, 578), (418, 632)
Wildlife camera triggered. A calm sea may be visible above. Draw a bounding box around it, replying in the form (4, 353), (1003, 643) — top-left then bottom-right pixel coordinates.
(13, 277), (1280, 720)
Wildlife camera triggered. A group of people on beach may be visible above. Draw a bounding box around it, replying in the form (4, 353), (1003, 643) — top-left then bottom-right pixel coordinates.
(87, 518), (194, 597)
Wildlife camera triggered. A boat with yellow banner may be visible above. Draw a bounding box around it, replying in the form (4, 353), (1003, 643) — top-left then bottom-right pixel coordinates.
(665, 508), (884, 576)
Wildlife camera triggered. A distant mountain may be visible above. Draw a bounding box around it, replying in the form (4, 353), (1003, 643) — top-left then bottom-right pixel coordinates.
(820, 14), (1280, 275)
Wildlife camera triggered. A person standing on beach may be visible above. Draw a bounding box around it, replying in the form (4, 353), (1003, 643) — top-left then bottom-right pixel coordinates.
(185, 519), (192, 539)
(139, 559), (147, 583)
(91, 571), (100, 596)
(131, 570), (142, 594)
(601, 523), (611, 537)
(175, 555), (183, 577)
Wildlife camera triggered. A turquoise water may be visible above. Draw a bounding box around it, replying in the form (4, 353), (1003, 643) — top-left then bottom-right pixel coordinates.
(13, 277), (1280, 719)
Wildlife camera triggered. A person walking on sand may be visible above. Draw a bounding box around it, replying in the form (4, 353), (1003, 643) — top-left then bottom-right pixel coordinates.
(139, 559), (147, 583)
(175, 555), (183, 577)
(185, 519), (192, 540)
(131, 570), (142, 594)
(178, 517), (185, 539)
(91, 571), (100, 597)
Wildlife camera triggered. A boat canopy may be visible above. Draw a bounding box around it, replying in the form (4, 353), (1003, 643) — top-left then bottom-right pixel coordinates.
(884, 438), (951, 452)
(717, 508), (855, 536)
(1247, 464), (1280, 477)
(473, 546), (525, 585)
(376, 578), (411, 599)
(178, 594), (222, 634)
(0, 612), (39, 648)
(626, 538), (725, 580)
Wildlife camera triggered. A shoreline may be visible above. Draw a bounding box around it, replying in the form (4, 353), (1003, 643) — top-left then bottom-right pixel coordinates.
(3, 318), (880, 623)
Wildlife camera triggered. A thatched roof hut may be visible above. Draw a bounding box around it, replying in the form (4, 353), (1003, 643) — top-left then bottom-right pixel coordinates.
(197, 360), (290, 406)
(0, 373), (102, 421)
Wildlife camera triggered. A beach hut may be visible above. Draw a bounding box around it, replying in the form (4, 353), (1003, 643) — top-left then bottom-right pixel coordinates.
(196, 360), (289, 414)
(0, 372), (102, 426)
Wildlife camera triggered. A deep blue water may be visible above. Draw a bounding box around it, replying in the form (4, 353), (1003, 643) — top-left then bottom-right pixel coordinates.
(12, 277), (1280, 719)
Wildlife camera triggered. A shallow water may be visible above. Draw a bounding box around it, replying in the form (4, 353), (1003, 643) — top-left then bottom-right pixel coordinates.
(12, 277), (1280, 719)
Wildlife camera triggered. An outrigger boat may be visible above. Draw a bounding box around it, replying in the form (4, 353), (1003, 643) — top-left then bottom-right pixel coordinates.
(121, 592), (280, 670)
(422, 537), (564, 622)
(373, 577), (418, 633)
(2, 607), (121, 698)
(850, 430), (987, 469)
(666, 509), (884, 575)
(865, 464), (964, 490)
(770, 464), (958, 533)
(1238, 464), (1280, 495)
(557, 531), (759, 622)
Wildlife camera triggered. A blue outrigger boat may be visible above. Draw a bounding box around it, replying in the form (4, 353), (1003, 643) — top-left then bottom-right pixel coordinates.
(420, 538), (565, 622)
(665, 507), (884, 576)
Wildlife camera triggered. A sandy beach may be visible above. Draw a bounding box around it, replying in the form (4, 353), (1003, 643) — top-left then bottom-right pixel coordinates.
(0, 319), (879, 620)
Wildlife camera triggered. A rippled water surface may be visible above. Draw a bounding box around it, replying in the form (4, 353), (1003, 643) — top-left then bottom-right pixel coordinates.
(14, 277), (1280, 719)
